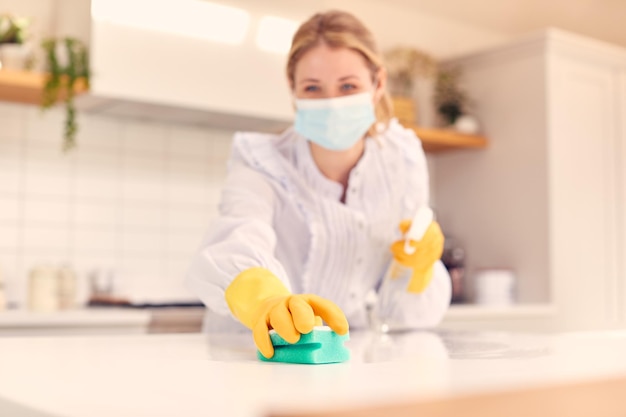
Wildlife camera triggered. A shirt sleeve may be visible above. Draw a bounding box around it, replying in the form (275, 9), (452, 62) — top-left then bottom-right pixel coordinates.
(185, 152), (290, 317)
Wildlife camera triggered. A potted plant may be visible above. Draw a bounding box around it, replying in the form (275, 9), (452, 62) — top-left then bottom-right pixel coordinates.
(434, 67), (480, 134)
(383, 46), (438, 126)
(0, 14), (31, 70)
(434, 67), (466, 125)
(41, 37), (90, 151)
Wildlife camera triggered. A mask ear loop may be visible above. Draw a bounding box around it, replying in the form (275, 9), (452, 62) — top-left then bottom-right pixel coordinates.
(370, 76), (387, 141)
(290, 89), (299, 111)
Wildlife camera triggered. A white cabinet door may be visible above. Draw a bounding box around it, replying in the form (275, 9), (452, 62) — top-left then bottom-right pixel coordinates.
(547, 54), (621, 330)
(617, 69), (626, 325)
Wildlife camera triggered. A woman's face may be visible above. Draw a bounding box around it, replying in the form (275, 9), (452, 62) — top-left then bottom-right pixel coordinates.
(293, 43), (385, 101)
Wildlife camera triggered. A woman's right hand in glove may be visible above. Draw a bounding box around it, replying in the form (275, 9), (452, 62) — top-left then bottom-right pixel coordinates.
(225, 267), (349, 358)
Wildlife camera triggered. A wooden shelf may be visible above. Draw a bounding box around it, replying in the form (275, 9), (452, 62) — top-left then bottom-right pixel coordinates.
(411, 126), (488, 153)
(0, 69), (88, 105)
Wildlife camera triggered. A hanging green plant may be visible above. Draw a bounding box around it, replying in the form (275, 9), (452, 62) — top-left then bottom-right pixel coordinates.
(41, 37), (90, 151)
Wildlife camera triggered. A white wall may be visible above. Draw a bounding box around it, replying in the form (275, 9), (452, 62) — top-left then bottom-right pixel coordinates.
(328, 0), (510, 59)
(433, 47), (550, 304)
(0, 102), (232, 306)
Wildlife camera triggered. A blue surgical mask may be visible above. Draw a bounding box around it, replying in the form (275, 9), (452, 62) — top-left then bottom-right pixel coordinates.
(294, 91), (376, 151)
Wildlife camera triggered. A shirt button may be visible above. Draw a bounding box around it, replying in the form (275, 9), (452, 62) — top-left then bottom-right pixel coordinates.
(356, 257), (363, 265)
(350, 187), (358, 194)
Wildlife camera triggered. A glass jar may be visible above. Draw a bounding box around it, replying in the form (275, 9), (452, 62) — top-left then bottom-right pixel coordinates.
(28, 265), (60, 312)
(58, 265), (77, 310)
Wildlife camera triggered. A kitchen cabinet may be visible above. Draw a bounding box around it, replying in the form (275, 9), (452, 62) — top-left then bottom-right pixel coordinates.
(0, 69), (88, 105)
(433, 29), (626, 331)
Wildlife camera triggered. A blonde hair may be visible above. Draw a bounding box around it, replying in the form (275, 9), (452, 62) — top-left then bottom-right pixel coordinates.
(286, 10), (393, 134)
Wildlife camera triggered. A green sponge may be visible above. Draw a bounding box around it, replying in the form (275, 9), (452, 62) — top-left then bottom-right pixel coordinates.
(258, 326), (350, 364)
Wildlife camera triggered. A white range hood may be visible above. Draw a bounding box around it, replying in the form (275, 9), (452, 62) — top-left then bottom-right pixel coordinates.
(77, 0), (324, 131)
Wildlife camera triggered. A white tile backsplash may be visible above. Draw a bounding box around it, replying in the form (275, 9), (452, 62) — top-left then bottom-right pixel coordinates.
(23, 172), (72, 198)
(166, 230), (205, 256)
(121, 204), (164, 230)
(0, 102), (25, 139)
(122, 153), (165, 176)
(72, 201), (120, 227)
(0, 197), (20, 222)
(74, 149), (121, 175)
(0, 251), (19, 303)
(121, 154), (166, 202)
(23, 151), (73, 197)
(122, 179), (165, 202)
(210, 128), (235, 158)
(166, 256), (194, 277)
(0, 102), (233, 306)
(0, 147), (22, 194)
(0, 137), (22, 153)
(22, 225), (71, 254)
(74, 178), (120, 200)
(166, 182), (209, 206)
(122, 121), (168, 155)
(166, 157), (208, 181)
(72, 228), (119, 254)
(23, 198), (71, 225)
(121, 230), (166, 256)
(0, 172), (20, 195)
(0, 139), (21, 158)
(77, 115), (123, 152)
(167, 125), (212, 159)
(0, 225), (19, 249)
(25, 107), (67, 151)
(166, 206), (215, 232)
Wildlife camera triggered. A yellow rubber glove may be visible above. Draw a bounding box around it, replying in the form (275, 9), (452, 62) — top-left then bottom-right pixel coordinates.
(390, 220), (444, 293)
(224, 267), (349, 359)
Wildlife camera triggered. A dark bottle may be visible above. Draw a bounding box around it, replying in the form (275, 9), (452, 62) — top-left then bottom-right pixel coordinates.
(441, 237), (466, 304)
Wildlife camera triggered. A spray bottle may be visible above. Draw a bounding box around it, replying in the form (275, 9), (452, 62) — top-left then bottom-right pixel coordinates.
(375, 206), (434, 332)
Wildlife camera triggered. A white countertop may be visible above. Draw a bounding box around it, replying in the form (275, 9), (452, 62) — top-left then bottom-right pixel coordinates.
(0, 329), (625, 417)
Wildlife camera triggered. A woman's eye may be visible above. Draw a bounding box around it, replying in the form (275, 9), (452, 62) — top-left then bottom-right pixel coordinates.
(341, 83), (358, 92)
(304, 85), (320, 92)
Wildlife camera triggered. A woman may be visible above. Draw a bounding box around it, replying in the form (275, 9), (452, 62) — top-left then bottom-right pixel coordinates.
(186, 10), (451, 359)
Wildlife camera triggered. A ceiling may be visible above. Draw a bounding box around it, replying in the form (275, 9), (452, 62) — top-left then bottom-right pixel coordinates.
(383, 0), (626, 48)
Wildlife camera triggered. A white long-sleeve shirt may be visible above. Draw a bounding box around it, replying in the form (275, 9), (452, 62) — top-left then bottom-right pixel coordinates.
(186, 119), (451, 332)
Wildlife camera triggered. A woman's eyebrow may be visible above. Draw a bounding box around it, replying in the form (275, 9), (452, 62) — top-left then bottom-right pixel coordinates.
(299, 78), (320, 84)
(338, 75), (359, 81)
